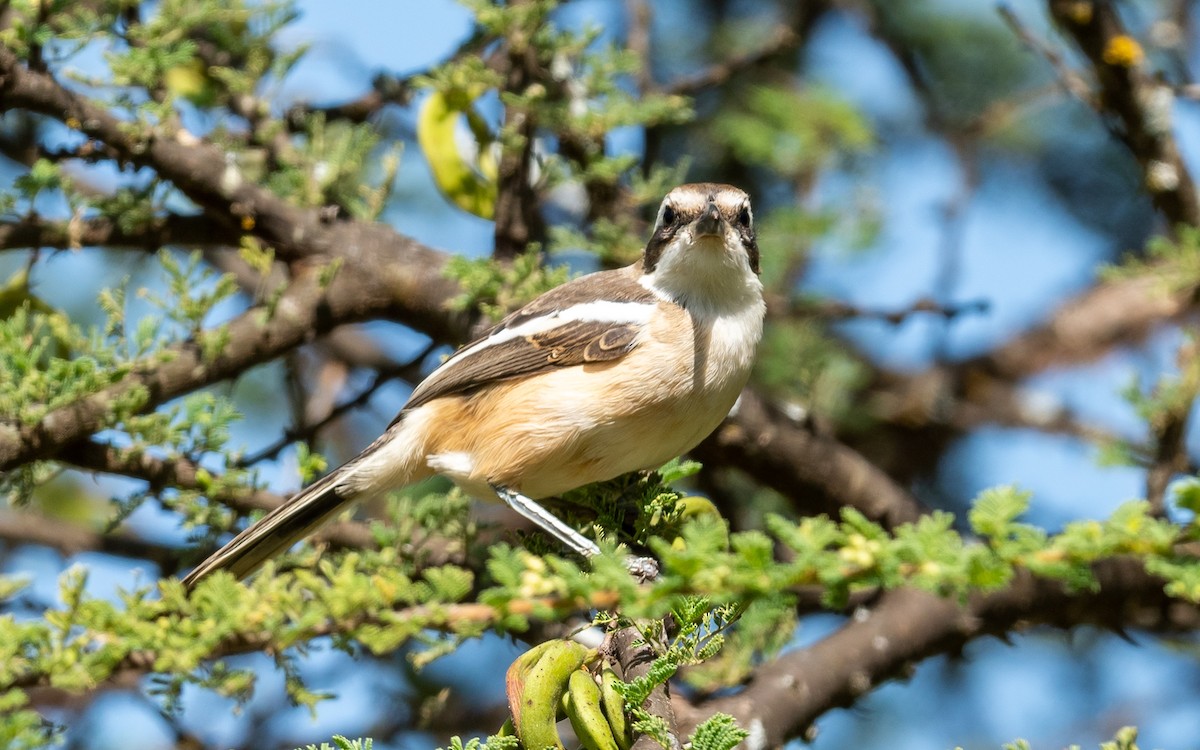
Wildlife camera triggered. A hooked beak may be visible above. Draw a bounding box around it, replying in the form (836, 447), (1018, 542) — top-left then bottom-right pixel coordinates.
(692, 200), (723, 237)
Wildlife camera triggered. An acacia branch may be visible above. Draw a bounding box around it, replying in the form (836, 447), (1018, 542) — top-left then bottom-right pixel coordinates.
(0, 44), (451, 273)
(491, 0), (545, 262)
(0, 213), (233, 252)
(0, 49), (470, 473)
(0, 511), (185, 572)
(608, 624), (680, 750)
(8, 599), (512, 693)
(684, 558), (1199, 746)
(0, 260), (459, 472)
(54, 441), (378, 551)
(966, 274), (1194, 381)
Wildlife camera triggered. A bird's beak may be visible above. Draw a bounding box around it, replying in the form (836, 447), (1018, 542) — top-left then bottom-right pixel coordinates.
(692, 200), (723, 237)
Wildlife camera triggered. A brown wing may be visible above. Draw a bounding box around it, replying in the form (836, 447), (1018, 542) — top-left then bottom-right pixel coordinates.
(398, 265), (656, 414)
(487, 261), (654, 332)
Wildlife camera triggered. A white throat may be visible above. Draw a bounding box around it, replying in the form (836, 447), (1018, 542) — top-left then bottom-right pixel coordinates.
(639, 235), (764, 319)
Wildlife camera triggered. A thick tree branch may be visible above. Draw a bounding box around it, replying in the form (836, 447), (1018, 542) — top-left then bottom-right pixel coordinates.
(967, 274), (1195, 381)
(55, 441), (377, 551)
(0, 511), (185, 572)
(491, 0), (545, 262)
(0, 213), (233, 252)
(693, 391), (927, 530)
(609, 623), (680, 750)
(0, 260), (459, 472)
(683, 558), (1198, 746)
(0, 45), (450, 273)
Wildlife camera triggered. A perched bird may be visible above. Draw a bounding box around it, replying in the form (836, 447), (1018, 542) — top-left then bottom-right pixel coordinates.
(182, 183), (764, 587)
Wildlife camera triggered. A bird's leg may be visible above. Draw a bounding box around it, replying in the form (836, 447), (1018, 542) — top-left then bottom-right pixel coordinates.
(492, 484), (601, 558)
(490, 484), (659, 581)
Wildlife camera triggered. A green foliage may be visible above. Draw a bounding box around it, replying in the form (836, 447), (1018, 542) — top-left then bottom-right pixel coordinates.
(445, 249), (572, 321)
(869, 0), (1034, 126)
(998, 725), (1139, 750)
(0, 544), (483, 733)
(89, 185), (168, 236)
(441, 732), (521, 750)
(682, 596), (794, 690)
(1102, 726), (1140, 750)
(139, 249), (239, 344)
(712, 85), (872, 178)
(0, 300), (137, 429)
(0, 246), (265, 511)
(106, 0), (296, 112)
(688, 714), (749, 750)
(299, 736), (372, 750)
(12, 159), (64, 203)
(265, 113), (401, 218)
(0, 687), (51, 750)
(1103, 225), (1200, 294)
(753, 317), (870, 422)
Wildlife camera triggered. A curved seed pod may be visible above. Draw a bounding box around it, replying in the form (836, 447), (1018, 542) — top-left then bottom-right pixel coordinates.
(417, 87), (497, 219)
(506, 639), (560, 728)
(509, 640), (591, 750)
(599, 667), (632, 750)
(567, 669), (620, 750)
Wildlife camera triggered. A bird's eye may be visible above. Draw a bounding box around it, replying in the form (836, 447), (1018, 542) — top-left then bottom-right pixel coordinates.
(661, 205), (676, 225)
(737, 206), (752, 228)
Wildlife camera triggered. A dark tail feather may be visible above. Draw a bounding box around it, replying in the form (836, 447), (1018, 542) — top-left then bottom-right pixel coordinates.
(182, 470), (355, 589)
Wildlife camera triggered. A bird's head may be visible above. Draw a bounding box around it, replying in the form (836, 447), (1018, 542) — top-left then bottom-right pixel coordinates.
(640, 183), (761, 310)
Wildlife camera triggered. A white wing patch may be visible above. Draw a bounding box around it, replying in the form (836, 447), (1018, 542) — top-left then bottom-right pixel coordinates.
(450, 300), (656, 363)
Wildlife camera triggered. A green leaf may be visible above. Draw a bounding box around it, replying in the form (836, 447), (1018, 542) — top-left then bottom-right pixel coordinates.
(968, 486), (1032, 538)
(689, 714), (749, 750)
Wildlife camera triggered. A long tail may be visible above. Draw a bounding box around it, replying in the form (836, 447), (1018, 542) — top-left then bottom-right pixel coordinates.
(182, 461), (362, 589)
(182, 415), (432, 588)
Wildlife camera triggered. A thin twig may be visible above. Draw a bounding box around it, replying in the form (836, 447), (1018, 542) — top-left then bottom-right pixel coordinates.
(236, 341), (437, 468)
(662, 25), (800, 96)
(785, 295), (990, 324)
(998, 3), (1095, 103)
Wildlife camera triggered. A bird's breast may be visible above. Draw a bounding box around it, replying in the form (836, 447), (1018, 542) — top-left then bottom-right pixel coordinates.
(421, 297), (764, 499)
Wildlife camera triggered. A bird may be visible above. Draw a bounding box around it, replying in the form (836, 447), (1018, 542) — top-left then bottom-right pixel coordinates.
(181, 182), (765, 588)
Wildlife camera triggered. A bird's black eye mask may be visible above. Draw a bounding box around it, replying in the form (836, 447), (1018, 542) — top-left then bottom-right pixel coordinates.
(643, 204), (683, 273)
(642, 202), (760, 274)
